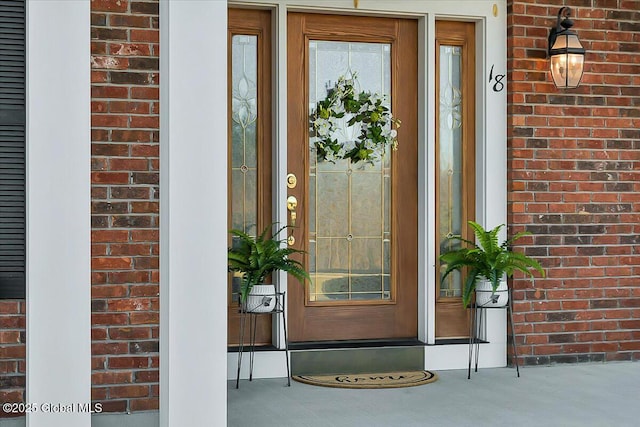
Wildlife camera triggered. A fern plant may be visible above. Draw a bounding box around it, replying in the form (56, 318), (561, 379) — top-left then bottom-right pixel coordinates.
(439, 221), (545, 308)
(228, 224), (311, 304)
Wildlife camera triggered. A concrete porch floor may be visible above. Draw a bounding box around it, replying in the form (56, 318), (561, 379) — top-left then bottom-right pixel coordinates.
(228, 362), (639, 426)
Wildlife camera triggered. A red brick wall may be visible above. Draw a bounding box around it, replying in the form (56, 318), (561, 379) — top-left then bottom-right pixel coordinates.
(91, 0), (160, 412)
(0, 0), (161, 416)
(507, 0), (640, 364)
(0, 301), (24, 417)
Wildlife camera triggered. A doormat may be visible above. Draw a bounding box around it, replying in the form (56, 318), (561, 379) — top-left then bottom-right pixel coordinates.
(292, 370), (438, 389)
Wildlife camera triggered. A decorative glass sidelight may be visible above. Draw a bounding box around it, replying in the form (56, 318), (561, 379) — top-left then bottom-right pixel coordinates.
(438, 45), (463, 297)
(308, 40), (391, 302)
(230, 35), (258, 301)
(230, 35), (258, 237)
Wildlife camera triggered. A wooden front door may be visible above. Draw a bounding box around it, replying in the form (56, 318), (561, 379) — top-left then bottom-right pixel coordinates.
(287, 13), (418, 342)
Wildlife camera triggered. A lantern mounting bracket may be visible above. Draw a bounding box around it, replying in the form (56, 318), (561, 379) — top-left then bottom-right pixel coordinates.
(548, 7), (576, 57)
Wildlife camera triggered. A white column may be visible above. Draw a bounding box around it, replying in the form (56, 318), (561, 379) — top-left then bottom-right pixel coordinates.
(25, 1), (91, 426)
(160, 1), (228, 426)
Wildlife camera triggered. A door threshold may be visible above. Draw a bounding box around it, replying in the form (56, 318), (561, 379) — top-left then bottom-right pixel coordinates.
(289, 338), (424, 351)
(228, 338), (483, 353)
(227, 345), (278, 353)
(290, 341), (425, 375)
(434, 338), (487, 345)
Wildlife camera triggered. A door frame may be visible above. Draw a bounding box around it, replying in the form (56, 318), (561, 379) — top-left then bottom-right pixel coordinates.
(227, 0), (508, 376)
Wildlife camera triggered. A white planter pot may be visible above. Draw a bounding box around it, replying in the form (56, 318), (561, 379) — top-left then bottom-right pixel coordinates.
(245, 284), (277, 313)
(475, 280), (509, 308)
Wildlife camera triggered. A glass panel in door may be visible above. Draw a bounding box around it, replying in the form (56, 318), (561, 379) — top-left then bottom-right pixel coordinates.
(308, 41), (392, 304)
(438, 45), (463, 298)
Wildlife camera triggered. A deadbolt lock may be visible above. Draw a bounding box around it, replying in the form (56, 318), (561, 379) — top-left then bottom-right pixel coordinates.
(286, 173), (297, 189)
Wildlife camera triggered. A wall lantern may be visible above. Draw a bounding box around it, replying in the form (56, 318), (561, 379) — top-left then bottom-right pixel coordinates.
(548, 7), (586, 89)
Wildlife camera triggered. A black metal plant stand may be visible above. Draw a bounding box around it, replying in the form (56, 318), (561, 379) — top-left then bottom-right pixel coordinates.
(235, 291), (290, 388)
(468, 287), (520, 379)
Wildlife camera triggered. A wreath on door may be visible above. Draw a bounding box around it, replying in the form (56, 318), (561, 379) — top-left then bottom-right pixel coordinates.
(309, 74), (400, 164)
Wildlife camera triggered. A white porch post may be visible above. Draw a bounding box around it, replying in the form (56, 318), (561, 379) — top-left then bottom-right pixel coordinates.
(26, 1), (91, 426)
(160, 1), (228, 426)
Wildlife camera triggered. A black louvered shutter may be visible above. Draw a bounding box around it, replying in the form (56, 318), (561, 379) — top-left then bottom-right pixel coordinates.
(0, 0), (25, 298)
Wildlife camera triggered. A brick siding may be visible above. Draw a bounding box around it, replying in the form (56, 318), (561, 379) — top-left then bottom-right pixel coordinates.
(0, 301), (24, 417)
(507, 0), (640, 365)
(90, 0), (160, 412)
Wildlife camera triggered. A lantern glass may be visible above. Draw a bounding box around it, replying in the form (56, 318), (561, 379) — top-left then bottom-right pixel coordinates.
(550, 33), (585, 89)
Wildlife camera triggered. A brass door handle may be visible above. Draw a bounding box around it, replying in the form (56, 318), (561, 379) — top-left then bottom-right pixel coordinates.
(286, 195), (298, 245)
(287, 195), (298, 227)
